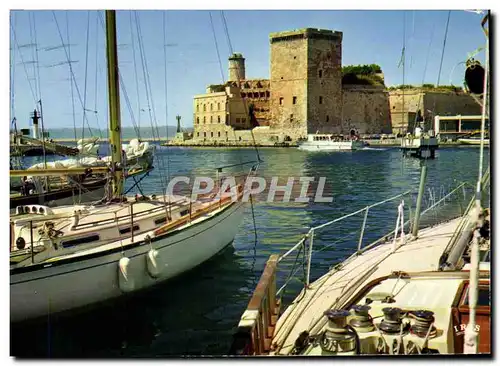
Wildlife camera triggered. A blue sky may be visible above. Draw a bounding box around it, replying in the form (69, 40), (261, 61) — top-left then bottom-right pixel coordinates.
(10, 10), (488, 131)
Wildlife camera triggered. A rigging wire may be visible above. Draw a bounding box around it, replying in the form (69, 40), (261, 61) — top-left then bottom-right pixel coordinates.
(65, 11), (78, 143)
(209, 12), (226, 84)
(133, 11), (169, 188)
(28, 12), (39, 100)
(409, 24), (435, 134)
(129, 11), (142, 137)
(82, 11), (93, 142)
(219, 10), (262, 163)
(436, 10), (452, 87)
(10, 12), (16, 122)
(162, 11), (170, 183)
(52, 10), (95, 139)
(10, 22), (38, 105)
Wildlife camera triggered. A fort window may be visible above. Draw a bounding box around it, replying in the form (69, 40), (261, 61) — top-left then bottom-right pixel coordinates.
(211, 132), (214, 138)
(226, 114), (229, 124)
(203, 116), (206, 124)
(196, 117), (200, 124)
(218, 102), (221, 110)
(241, 92), (246, 98)
(293, 96), (297, 105)
(218, 131), (221, 137)
(266, 91), (270, 98)
(279, 97), (284, 106)
(256, 81), (262, 88)
(280, 76), (283, 80)
(203, 104), (206, 112)
(290, 114), (293, 122)
(294, 56), (297, 60)
(204, 132), (206, 137)
(218, 115), (221, 123)
(326, 115), (330, 122)
(319, 70), (323, 78)
(244, 82), (250, 88)
(210, 116), (213, 123)
(196, 104), (199, 112)
(319, 96), (323, 104)
(260, 92), (265, 98)
(210, 104), (213, 111)
(197, 132), (200, 137)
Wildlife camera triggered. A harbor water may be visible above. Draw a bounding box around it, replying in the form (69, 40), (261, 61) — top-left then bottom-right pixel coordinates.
(10, 145), (489, 357)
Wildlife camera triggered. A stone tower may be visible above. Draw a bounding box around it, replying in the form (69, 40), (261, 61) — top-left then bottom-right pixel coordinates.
(269, 28), (343, 139)
(228, 53), (246, 82)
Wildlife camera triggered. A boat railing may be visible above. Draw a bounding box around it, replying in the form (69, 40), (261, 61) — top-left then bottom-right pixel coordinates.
(230, 180), (474, 355)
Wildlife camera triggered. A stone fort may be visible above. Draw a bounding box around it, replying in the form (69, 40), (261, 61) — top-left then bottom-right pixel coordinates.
(191, 28), (480, 144)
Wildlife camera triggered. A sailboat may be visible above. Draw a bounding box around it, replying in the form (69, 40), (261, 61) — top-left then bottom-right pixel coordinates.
(10, 10), (257, 323)
(230, 11), (490, 356)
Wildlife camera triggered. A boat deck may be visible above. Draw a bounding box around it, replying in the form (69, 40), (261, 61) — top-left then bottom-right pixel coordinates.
(271, 217), (461, 355)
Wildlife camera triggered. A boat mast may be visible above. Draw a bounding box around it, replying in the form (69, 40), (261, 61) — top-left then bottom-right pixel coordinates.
(105, 10), (123, 197)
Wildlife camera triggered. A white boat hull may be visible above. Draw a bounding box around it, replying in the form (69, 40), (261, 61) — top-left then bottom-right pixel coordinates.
(298, 141), (364, 151)
(458, 138), (489, 145)
(10, 201), (246, 323)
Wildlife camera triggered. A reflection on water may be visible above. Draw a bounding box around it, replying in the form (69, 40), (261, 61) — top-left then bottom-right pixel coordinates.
(11, 145), (489, 357)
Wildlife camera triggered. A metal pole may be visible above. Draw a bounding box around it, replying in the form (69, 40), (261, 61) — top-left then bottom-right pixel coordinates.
(30, 220), (34, 264)
(305, 230), (314, 286)
(130, 202), (134, 243)
(357, 207), (369, 254)
(412, 162), (428, 237)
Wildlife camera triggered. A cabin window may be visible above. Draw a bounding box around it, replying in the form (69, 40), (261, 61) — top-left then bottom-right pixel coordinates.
(293, 96), (297, 105)
(61, 234), (100, 249)
(319, 70), (323, 78)
(180, 209), (190, 216)
(155, 217), (167, 225)
(279, 97), (284, 106)
(319, 96), (323, 104)
(463, 287), (490, 307)
(119, 225), (140, 235)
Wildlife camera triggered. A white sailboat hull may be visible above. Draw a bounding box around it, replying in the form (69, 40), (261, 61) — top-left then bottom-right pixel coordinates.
(10, 201), (246, 323)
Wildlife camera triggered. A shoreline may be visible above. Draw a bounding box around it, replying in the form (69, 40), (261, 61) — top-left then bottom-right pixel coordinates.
(47, 138), (483, 148)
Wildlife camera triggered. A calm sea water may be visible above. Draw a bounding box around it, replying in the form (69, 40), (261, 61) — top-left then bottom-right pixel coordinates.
(10, 145), (489, 357)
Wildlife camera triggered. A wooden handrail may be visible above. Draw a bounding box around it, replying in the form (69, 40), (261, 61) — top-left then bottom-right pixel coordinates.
(229, 254), (281, 355)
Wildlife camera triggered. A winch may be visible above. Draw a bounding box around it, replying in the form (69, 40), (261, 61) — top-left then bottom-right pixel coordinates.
(349, 304), (374, 332)
(378, 307), (409, 335)
(410, 310), (437, 338)
(319, 309), (359, 355)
